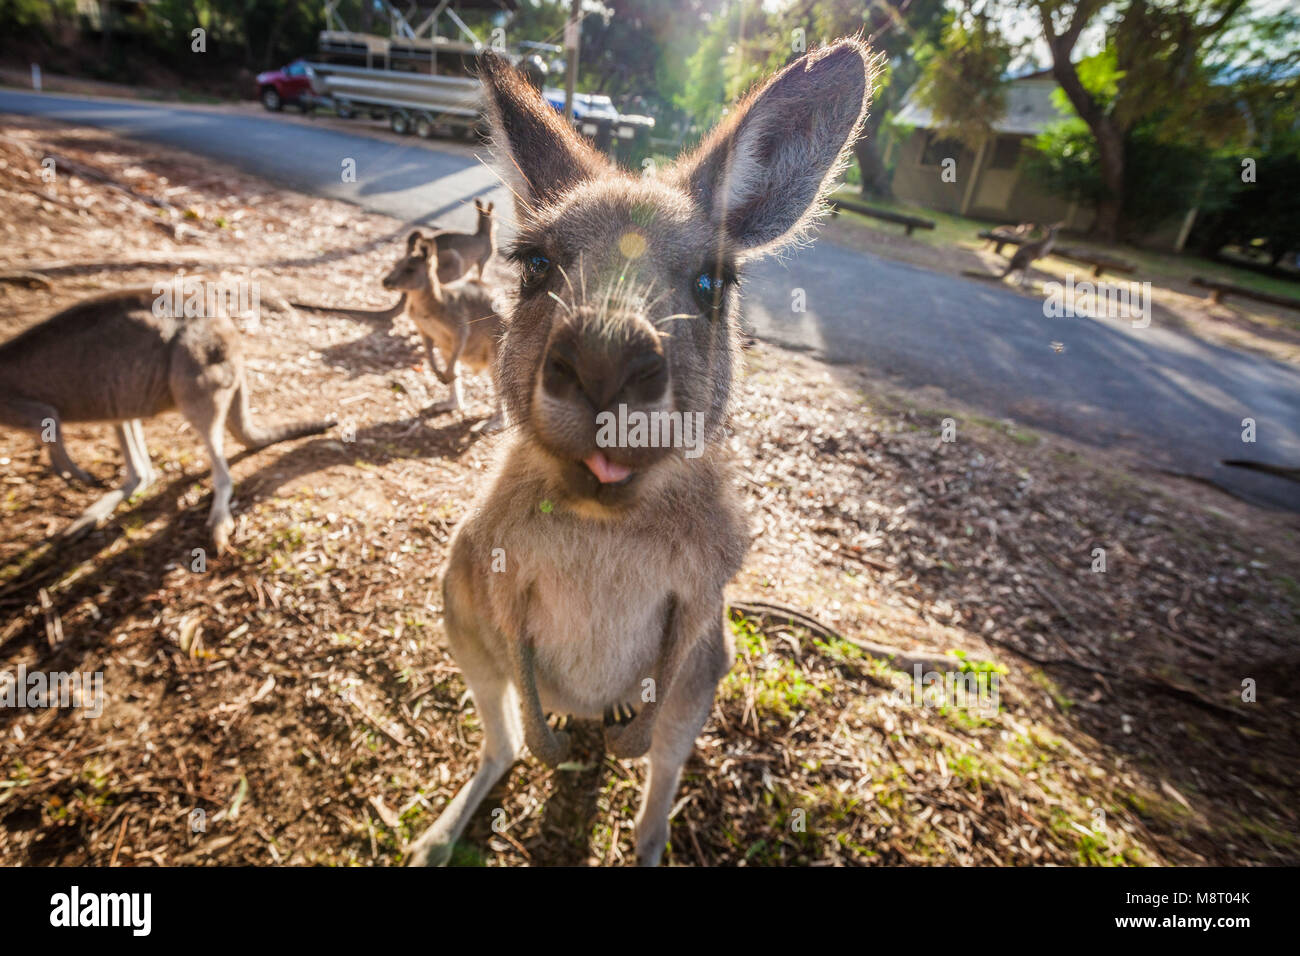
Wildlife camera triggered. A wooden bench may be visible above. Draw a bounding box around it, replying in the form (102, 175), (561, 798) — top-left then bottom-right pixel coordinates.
(1191, 276), (1300, 312)
(828, 197), (935, 236)
(977, 230), (1136, 277)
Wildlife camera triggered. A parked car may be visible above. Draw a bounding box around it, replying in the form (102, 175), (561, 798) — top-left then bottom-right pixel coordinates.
(255, 60), (315, 111)
(543, 89), (619, 124)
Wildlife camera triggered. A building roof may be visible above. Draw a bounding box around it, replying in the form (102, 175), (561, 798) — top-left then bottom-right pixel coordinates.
(895, 74), (1069, 137)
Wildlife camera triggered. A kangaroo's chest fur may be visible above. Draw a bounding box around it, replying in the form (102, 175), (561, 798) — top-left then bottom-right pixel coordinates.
(450, 448), (747, 720)
(519, 521), (678, 716)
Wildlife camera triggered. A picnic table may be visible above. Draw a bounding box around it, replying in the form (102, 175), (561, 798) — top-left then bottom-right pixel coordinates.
(977, 230), (1136, 278)
(829, 197), (936, 236)
(1191, 276), (1300, 311)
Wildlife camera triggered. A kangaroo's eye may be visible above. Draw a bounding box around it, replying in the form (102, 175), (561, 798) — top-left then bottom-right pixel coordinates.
(692, 271), (725, 312)
(521, 253), (551, 288)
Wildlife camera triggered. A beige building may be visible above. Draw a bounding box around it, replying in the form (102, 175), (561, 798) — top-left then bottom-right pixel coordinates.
(888, 71), (1094, 232)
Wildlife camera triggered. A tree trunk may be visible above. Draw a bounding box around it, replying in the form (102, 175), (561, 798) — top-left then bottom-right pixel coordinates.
(1048, 47), (1127, 242)
(853, 112), (892, 198)
(1091, 120), (1126, 241)
(853, 135), (892, 198)
(99, 0), (112, 59)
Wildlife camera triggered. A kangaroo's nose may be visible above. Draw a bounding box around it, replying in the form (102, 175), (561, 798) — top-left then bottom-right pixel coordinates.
(542, 324), (667, 411)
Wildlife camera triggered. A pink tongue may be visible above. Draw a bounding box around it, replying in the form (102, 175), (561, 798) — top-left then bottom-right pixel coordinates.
(583, 451), (633, 484)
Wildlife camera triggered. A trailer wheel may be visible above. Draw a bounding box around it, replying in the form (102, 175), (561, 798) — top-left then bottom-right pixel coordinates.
(414, 112), (435, 139)
(389, 110), (412, 135)
(335, 100), (354, 120)
(260, 87), (282, 112)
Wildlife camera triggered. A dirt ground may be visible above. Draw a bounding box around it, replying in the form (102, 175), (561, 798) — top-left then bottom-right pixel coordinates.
(1, 117), (1297, 866)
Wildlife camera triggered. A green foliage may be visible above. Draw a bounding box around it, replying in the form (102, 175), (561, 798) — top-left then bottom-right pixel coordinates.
(1190, 137), (1300, 264)
(507, 0), (568, 42)
(913, 13), (1013, 149)
(0, 0), (60, 36)
(1023, 118), (1221, 233)
(677, 5), (745, 132)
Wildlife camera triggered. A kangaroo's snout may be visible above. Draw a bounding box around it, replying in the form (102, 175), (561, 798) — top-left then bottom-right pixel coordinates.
(542, 314), (667, 412)
(533, 309), (676, 498)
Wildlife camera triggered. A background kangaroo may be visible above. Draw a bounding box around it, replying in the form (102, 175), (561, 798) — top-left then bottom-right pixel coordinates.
(383, 232), (507, 430)
(999, 222), (1062, 288)
(0, 288), (332, 550)
(434, 198), (496, 280)
(405, 40), (873, 867)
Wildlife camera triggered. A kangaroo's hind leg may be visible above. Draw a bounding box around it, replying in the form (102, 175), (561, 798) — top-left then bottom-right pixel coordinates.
(129, 419), (156, 487)
(425, 340), (464, 415)
(633, 615), (732, 866)
(61, 421), (152, 539)
(0, 396), (98, 486)
(180, 392), (236, 553)
(171, 333), (239, 553)
(406, 566), (524, 866)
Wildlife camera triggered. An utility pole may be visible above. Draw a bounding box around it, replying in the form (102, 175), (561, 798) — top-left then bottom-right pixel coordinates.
(563, 0), (580, 125)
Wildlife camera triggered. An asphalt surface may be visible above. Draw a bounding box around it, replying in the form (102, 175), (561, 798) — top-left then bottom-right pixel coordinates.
(3, 89), (1298, 510)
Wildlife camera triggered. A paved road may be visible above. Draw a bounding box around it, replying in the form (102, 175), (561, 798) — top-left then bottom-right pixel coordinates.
(4, 89), (1299, 510)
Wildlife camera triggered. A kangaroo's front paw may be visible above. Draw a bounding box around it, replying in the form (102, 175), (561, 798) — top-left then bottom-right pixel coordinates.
(604, 704), (652, 759)
(532, 727), (571, 768)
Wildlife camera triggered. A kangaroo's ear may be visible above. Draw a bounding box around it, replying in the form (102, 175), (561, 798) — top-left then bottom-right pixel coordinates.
(474, 198), (483, 211)
(486, 201), (495, 214)
(406, 230), (424, 251)
(478, 52), (608, 219)
(669, 39), (874, 256)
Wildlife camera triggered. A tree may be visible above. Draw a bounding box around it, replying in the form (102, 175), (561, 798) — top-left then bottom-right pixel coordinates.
(1035, 0), (1250, 240)
(918, 1), (1262, 240)
(772, 0), (947, 197)
(913, 10), (1014, 150)
(580, 0), (714, 108)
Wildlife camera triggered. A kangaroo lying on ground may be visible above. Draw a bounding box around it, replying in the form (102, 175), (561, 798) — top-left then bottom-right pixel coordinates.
(382, 234), (506, 431)
(0, 289), (333, 550)
(404, 40), (873, 867)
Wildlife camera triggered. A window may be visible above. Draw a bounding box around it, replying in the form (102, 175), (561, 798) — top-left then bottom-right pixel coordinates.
(920, 132), (961, 167)
(286, 62), (305, 77)
(988, 136), (1024, 170)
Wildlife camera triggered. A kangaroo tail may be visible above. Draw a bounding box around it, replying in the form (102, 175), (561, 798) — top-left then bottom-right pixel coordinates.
(228, 382), (334, 450)
(290, 293), (407, 324)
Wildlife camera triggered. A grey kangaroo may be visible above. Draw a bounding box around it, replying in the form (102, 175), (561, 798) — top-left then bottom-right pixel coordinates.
(435, 198), (496, 280)
(405, 40), (873, 867)
(999, 222), (1062, 288)
(0, 288), (333, 550)
(382, 234), (506, 430)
